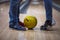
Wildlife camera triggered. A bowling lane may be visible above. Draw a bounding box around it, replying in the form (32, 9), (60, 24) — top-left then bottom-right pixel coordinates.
(0, 2), (60, 40)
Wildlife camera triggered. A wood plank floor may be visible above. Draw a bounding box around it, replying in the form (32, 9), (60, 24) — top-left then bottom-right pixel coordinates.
(0, 2), (60, 40)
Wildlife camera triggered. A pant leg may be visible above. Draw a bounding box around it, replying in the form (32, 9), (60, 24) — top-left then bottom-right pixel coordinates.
(9, 0), (20, 24)
(20, 0), (31, 13)
(44, 0), (52, 22)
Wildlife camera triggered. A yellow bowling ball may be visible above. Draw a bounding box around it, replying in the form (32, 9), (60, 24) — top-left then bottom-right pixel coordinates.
(24, 16), (37, 29)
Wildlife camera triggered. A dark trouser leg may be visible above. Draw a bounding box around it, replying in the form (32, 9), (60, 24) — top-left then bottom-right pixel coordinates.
(9, 0), (20, 26)
(20, 0), (31, 13)
(44, 0), (52, 22)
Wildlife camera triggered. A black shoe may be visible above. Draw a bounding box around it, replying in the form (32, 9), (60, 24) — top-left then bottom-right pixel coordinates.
(40, 23), (48, 30)
(40, 20), (55, 30)
(9, 23), (26, 31)
(9, 22), (15, 28)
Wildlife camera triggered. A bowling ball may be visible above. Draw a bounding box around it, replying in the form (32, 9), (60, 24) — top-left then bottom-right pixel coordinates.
(24, 16), (37, 29)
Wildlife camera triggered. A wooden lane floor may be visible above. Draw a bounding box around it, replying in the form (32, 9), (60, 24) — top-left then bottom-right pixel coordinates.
(0, 2), (60, 40)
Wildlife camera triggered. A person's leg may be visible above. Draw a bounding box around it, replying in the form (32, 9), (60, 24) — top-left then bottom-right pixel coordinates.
(44, 0), (53, 26)
(9, 0), (26, 30)
(20, 0), (31, 13)
(40, 0), (53, 30)
(44, 0), (52, 21)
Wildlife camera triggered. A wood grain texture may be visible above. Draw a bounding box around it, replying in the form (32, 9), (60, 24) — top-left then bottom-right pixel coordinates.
(0, 2), (60, 40)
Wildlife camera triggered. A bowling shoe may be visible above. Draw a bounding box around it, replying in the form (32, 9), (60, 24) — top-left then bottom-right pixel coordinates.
(9, 22), (26, 31)
(40, 19), (56, 31)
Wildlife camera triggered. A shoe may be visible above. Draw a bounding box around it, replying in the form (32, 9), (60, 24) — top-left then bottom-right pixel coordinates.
(9, 23), (26, 31)
(9, 22), (15, 28)
(40, 19), (56, 30)
(51, 19), (56, 26)
(40, 25), (48, 30)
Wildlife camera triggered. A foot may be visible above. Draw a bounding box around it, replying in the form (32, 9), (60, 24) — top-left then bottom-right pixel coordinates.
(40, 25), (48, 30)
(40, 20), (56, 30)
(9, 22), (15, 28)
(9, 23), (26, 31)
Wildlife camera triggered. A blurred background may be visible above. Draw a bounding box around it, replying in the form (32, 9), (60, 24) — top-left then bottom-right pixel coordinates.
(0, 0), (60, 11)
(0, 0), (60, 40)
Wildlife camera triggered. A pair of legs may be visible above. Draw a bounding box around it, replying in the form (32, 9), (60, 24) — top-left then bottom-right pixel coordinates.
(9, 0), (53, 30)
